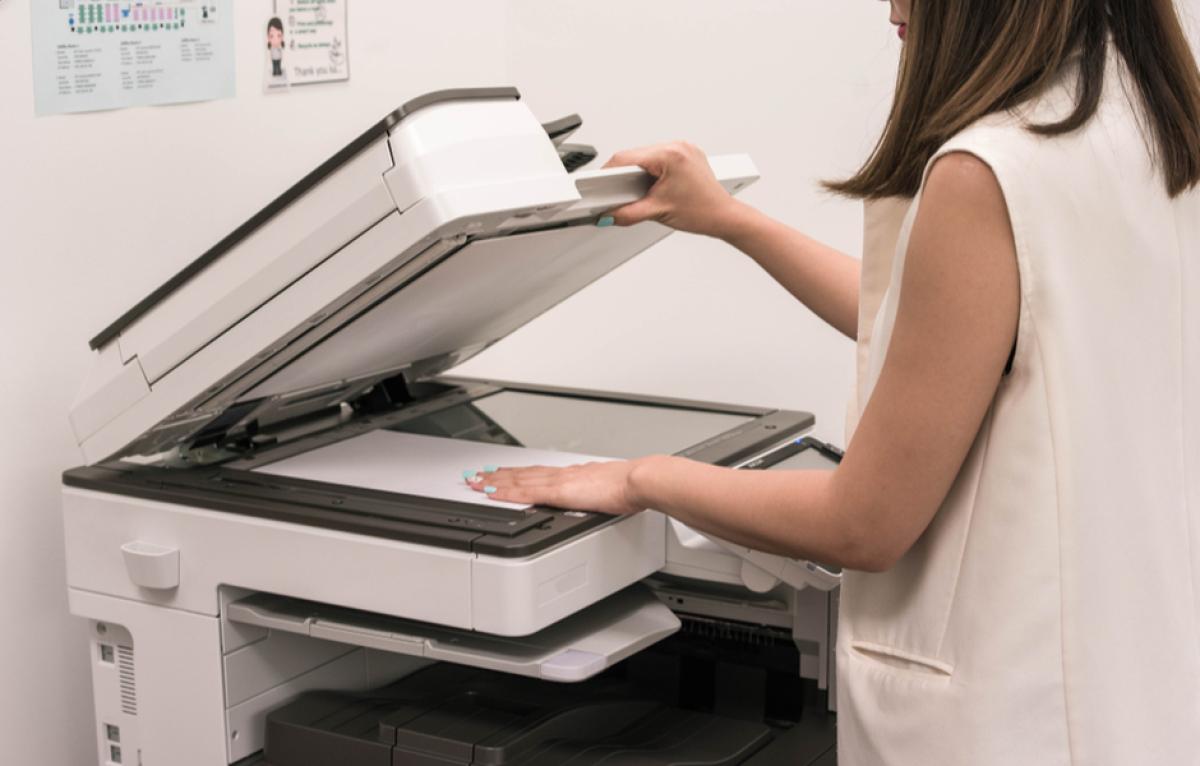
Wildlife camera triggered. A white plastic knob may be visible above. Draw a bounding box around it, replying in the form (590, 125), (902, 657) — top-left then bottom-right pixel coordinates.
(120, 541), (180, 590)
(739, 559), (779, 593)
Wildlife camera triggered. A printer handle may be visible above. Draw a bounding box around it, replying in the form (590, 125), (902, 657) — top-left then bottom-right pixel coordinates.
(120, 541), (180, 591)
(572, 165), (657, 212)
(573, 154), (759, 214)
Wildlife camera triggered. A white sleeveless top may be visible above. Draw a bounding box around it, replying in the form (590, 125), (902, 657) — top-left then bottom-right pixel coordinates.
(838, 52), (1200, 765)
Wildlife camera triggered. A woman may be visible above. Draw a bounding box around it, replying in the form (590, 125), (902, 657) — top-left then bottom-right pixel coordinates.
(469, 1), (1200, 762)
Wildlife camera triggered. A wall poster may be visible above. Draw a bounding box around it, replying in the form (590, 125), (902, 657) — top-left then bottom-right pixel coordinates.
(264, 0), (349, 93)
(31, 0), (235, 116)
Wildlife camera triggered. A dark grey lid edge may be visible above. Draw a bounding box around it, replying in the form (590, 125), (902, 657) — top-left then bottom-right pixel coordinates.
(88, 86), (522, 351)
(541, 113), (583, 142)
(387, 86), (520, 126)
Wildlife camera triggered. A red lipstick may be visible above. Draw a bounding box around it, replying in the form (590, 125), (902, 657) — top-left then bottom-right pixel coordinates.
(898, 23), (907, 40)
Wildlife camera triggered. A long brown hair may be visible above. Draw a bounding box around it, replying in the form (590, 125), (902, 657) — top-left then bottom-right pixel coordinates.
(830, 0), (1200, 199)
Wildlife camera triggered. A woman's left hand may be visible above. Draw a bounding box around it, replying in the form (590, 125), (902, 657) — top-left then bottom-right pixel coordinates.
(465, 460), (647, 515)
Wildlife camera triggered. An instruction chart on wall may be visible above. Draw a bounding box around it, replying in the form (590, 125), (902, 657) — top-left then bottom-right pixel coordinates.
(31, 1), (234, 116)
(264, 0), (349, 92)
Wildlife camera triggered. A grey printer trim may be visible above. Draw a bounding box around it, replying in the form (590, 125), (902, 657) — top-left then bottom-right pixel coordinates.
(62, 381), (815, 558)
(87, 87), (522, 352)
(541, 113), (583, 144)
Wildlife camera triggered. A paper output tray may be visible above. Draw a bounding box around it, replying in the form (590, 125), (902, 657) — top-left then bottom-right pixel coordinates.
(227, 585), (679, 683)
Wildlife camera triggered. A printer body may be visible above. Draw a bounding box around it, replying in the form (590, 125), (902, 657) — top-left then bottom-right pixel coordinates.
(62, 89), (843, 766)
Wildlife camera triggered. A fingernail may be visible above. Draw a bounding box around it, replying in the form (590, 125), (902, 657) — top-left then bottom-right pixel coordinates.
(597, 215), (615, 228)
(462, 469), (479, 482)
(484, 486), (497, 495)
(483, 465), (498, 473)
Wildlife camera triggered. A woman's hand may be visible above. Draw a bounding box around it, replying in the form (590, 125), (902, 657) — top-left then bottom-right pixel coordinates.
(465, 460), (649, 515)
(607, 141), (863, 340)
(604, 141), (747, 239)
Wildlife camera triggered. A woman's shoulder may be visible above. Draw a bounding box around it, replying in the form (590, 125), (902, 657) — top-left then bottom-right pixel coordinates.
(937, 50), (1138, 174)
(938, 87), (1077, 167)
(926, 112), (1034, 196)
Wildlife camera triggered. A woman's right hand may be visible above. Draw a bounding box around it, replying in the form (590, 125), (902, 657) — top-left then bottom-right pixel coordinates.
(603, 141), (747, 240)
(605, 143), (862, 341)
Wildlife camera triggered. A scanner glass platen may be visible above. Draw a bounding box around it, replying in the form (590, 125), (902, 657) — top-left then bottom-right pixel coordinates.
(392, 390), (756, 458)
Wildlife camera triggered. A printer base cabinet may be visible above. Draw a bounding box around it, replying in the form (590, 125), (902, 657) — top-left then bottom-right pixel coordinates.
(70, 584), (836, 766)
(253, 650), (837, 766)
(261, 663), (800, 766)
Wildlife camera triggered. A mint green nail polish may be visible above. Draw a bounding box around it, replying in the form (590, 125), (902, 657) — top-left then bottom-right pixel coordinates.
(597, 215), (615, 228)
(483, 465), (498, 473)
(484, 486), (497, 494)
(462, 469), (477, 479)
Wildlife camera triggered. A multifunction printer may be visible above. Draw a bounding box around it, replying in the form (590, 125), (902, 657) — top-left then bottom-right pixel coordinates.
(62, 88), (843, 766)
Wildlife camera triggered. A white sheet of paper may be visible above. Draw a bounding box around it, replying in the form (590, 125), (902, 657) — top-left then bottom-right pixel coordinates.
(254, 431), (612, 510)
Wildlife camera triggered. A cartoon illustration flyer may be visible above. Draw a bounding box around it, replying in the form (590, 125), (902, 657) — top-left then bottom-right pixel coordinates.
(31, 1), (235, 116)
(264, 0), (349, 92)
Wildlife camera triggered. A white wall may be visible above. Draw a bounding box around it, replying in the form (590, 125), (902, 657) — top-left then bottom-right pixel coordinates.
(0, 3), (510, 764)
(460, 1), (900, 433)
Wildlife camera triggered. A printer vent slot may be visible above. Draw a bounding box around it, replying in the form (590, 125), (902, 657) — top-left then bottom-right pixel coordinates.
(117, 645), (137, 716)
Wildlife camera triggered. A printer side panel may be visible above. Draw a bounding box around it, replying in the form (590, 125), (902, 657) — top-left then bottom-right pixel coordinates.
(61, 487), (477, 625)
(68, 588), (227, 766)
(61, 486), (478, 765)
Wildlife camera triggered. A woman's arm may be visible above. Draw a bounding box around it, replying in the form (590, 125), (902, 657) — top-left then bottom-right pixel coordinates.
(603, 142), (861, 339)
(471, 152), (1019, 572)
(721, 201), (862, 339)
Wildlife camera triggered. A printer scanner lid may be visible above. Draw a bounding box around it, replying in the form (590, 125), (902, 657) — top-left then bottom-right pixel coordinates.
(69, 88), (758, 465)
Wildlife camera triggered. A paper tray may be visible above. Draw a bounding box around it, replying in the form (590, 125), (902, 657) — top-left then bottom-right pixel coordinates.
(227, 585), (679, 683)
